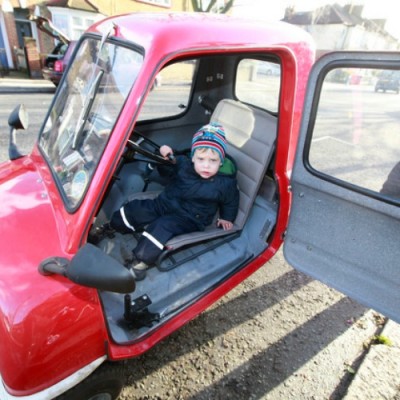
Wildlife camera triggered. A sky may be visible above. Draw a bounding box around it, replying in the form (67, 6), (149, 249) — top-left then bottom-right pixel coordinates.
(231, 0), (400, 39)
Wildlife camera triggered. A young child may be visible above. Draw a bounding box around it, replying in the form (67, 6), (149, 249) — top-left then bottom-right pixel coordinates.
(108, 122), (239, 280)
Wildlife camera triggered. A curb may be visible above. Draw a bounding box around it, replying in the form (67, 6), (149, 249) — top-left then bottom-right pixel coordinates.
(0, 78), (56, 94)
(0, 86), (56, 94)
(0, 88), (56, 94)
(343, 319), (400, 399)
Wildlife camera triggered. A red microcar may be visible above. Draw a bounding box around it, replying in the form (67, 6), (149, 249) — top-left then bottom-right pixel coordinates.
(1, 12), (399, 400)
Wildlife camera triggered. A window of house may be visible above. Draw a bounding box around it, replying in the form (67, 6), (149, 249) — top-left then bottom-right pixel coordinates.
(52, 14), (69, 37)
(139, 60), (197, 120)
(308, 67), (400, 200)
(72, 16), (83, 27)
(51, 11), (103, 40)
(236, 59), (281, 113)
(71, 16), (85, 37)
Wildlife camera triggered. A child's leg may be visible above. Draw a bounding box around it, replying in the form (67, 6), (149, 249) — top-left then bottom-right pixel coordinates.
(89, 198), (161, 247)
(133, 215), (198, 265)
(110, 199), (160, 233)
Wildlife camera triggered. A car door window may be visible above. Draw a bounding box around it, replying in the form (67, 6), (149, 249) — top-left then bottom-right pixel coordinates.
(285, 53), (400, 324)
(138, 60), (197, 120)
(236, 59), (281, 113)
(308, 67), (400, 203)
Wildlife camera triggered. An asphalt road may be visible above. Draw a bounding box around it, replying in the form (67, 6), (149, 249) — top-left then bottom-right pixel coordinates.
(0, 90), (398, 399)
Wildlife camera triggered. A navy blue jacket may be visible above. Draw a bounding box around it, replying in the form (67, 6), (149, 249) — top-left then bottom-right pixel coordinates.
(155, 155), (239, 230)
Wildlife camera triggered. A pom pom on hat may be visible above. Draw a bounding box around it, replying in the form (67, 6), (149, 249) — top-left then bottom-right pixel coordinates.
(191, 122), (227, 163)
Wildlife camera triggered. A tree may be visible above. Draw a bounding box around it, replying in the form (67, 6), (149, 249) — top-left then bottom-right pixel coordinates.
(191, 0), (234, 13)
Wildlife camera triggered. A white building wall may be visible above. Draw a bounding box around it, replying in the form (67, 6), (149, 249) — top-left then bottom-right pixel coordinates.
(301, 24), (349, 50)
(299, 24), (400, 51)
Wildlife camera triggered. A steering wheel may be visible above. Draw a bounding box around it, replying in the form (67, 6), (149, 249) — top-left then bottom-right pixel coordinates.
(126, 131), (174, 165)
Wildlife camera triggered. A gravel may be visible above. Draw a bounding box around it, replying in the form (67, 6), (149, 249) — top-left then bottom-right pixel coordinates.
(118, 250), (386, 400)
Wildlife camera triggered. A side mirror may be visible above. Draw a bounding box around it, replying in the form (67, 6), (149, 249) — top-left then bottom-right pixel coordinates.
(8, 104), (29, 130)
(8, 104), (29, 160)
(39, 244), (136, 294)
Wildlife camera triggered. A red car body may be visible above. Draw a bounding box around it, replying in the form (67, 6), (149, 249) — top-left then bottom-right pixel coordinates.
(1, 14), (313, 397)
(1, 12), (399, 400)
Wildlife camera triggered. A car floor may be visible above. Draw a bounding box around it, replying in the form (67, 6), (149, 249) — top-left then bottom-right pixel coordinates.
(98, 195), (277, 344)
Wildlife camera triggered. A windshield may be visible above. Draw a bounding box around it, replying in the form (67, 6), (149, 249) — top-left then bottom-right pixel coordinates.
(39, 37), (143, 209)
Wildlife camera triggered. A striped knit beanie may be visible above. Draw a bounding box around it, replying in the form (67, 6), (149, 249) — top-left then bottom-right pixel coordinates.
(191, 122), (227, 163)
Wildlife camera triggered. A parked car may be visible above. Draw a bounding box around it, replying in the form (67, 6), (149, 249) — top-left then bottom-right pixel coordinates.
(256, 60), (281, 76)
(30, 15), (76, 86)
(1, 12), (399, 400)
(375, 70), (400, 93)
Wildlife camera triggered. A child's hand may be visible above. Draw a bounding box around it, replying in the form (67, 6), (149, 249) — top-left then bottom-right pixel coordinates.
(217, 218), (233, 230)
(160, 145), (174, 160)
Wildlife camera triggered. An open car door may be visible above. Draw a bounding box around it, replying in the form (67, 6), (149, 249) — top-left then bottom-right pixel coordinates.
(284, 52), (400, 324)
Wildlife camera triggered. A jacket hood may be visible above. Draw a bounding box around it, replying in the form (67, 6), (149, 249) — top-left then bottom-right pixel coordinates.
(218, 155), (237, 177)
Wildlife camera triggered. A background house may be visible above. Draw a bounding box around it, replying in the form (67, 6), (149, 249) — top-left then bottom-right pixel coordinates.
(282, 3), (400, 58)
(1, 1), (399, 78)
(0, 0), (194, 76)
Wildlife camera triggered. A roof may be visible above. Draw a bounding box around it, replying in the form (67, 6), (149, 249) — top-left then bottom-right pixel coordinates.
(283, 3), (364, 26)
(282, 3), (393, 39)
(88, 12), (314, 57)
(9, 0), (41, 6)
(45, 0), (99, 12)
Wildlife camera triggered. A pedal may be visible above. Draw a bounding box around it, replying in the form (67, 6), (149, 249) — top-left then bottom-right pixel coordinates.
(124, 294), (160, 329)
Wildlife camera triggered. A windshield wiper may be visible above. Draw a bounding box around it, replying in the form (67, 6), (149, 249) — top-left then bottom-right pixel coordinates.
(72, 69), (104, 150)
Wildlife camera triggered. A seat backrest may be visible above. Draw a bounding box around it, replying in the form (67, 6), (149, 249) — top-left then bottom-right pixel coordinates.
(211, 99), (277, 229)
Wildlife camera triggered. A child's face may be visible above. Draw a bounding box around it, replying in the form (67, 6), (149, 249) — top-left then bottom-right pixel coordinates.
(192, 148), (221, 179)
